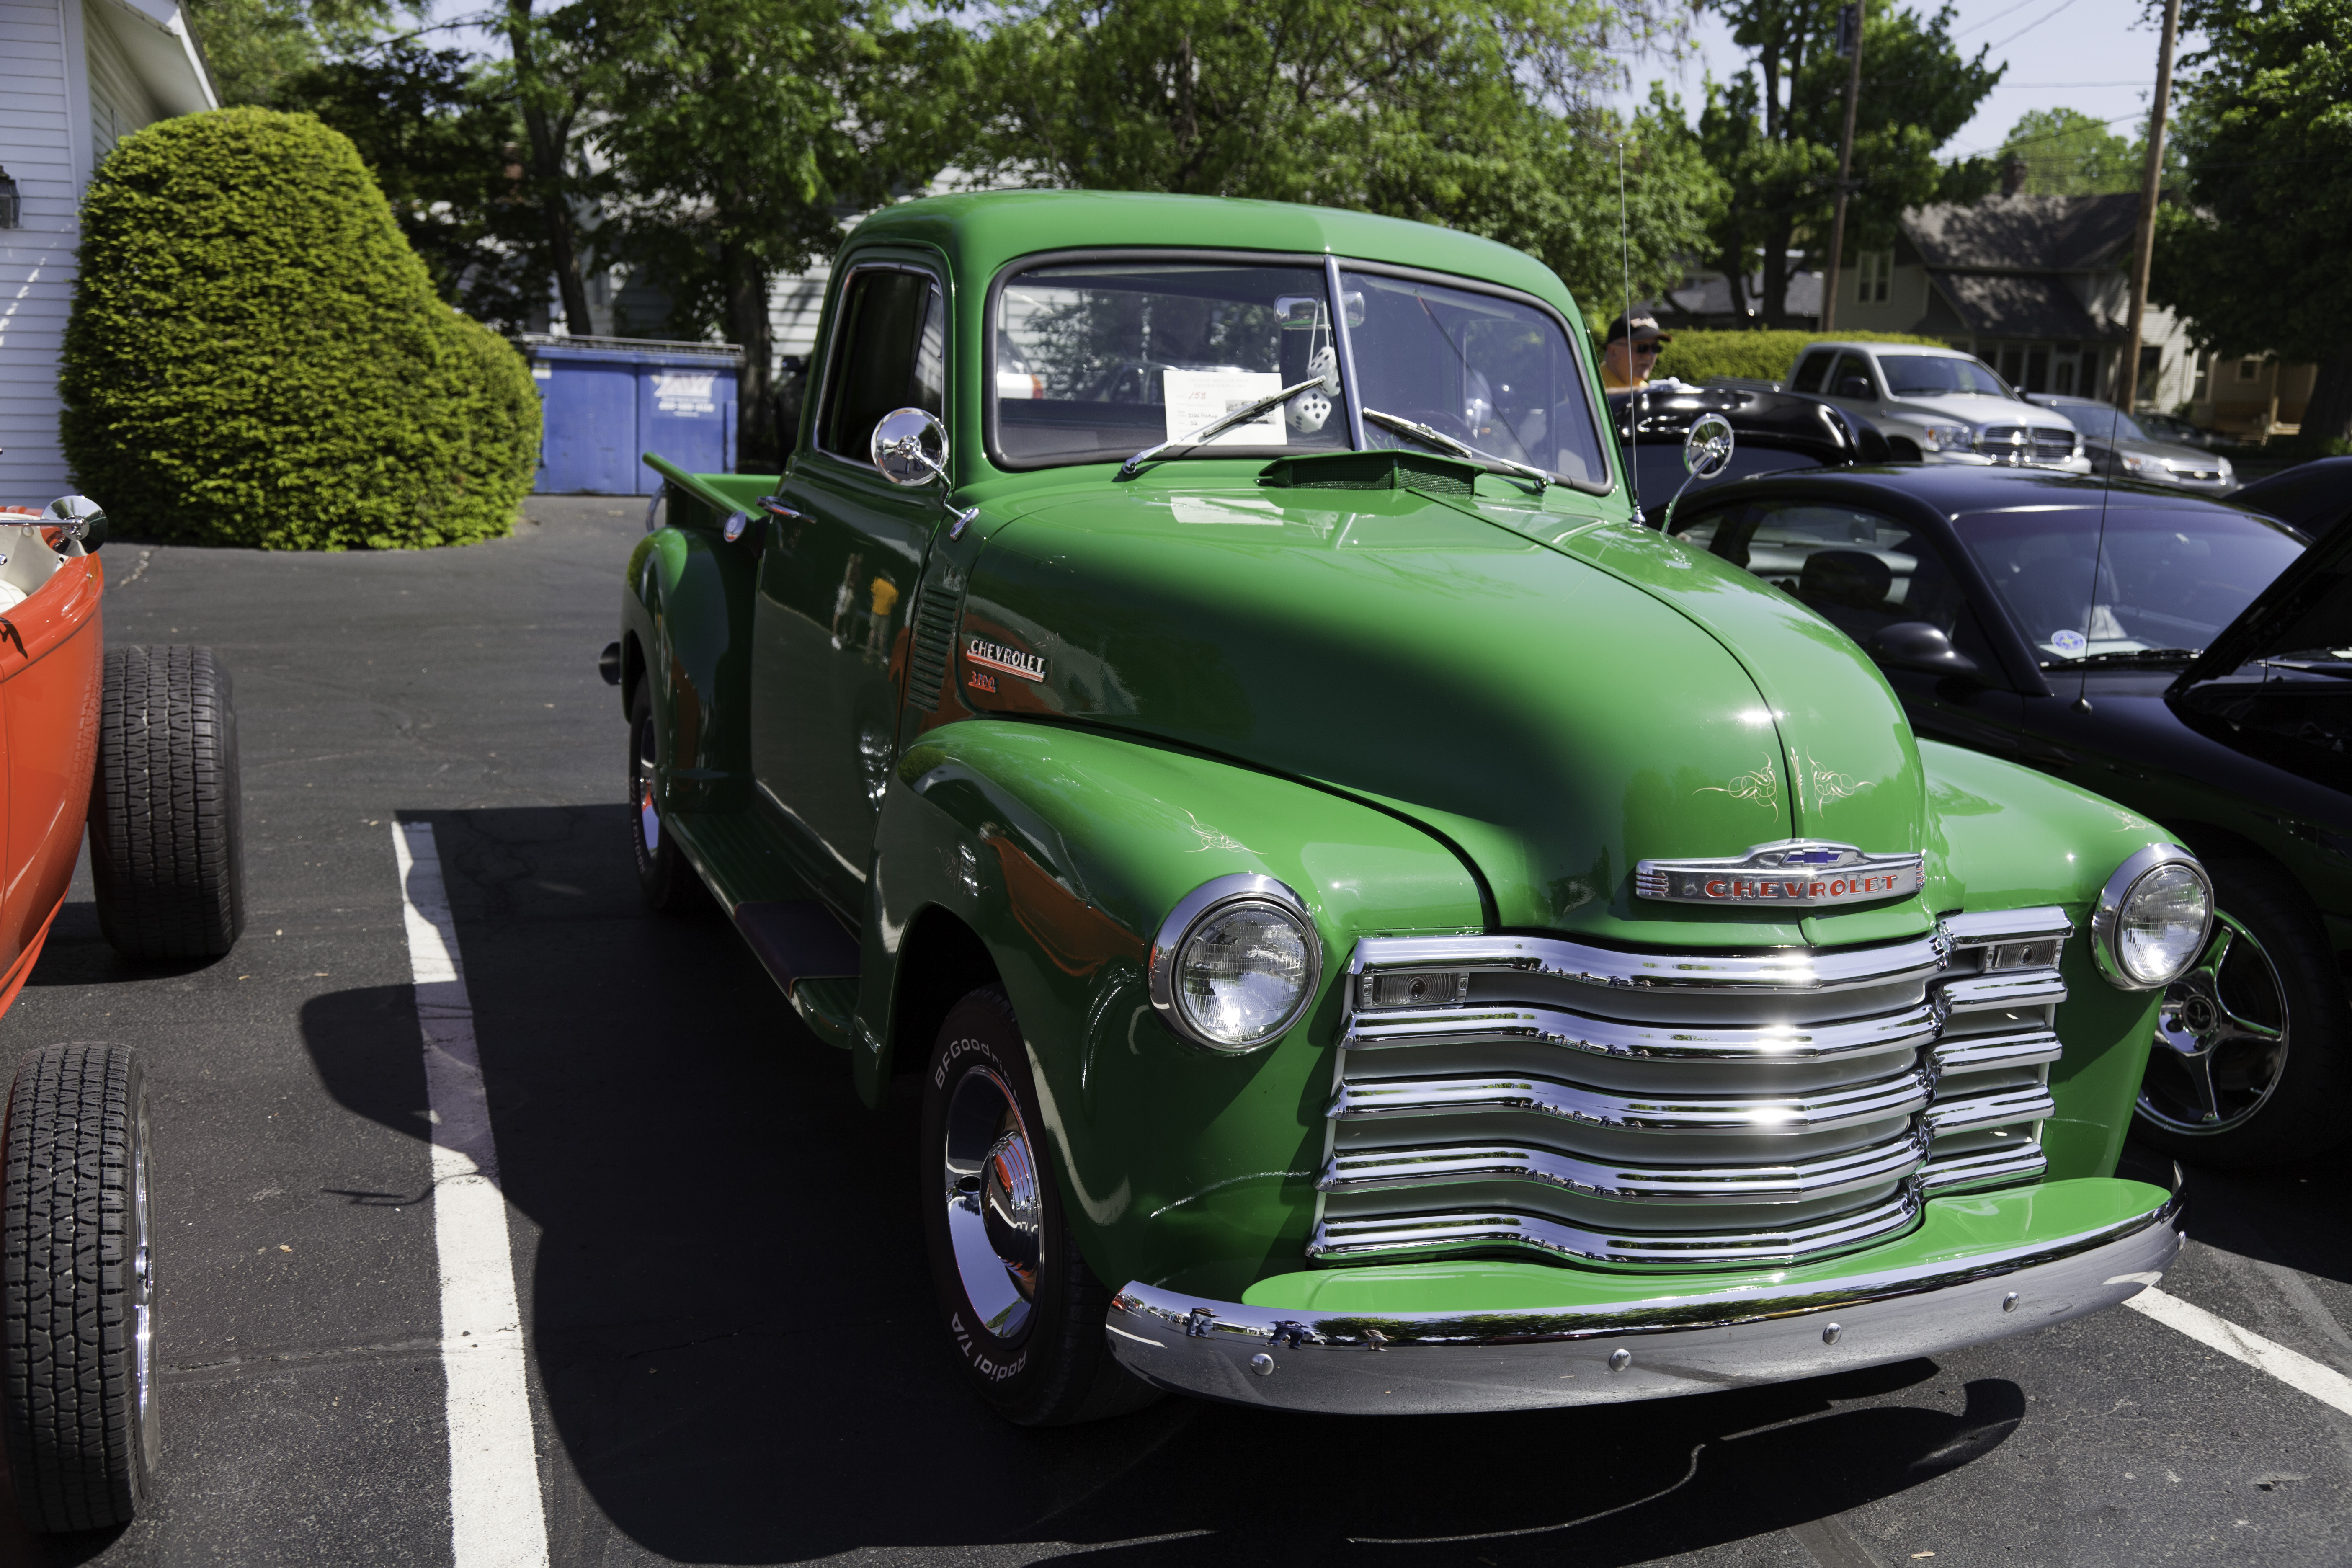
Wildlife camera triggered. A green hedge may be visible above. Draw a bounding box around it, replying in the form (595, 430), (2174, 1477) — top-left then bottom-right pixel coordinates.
(60, 108), (538, 549)
(1640, 329), (1953, 387)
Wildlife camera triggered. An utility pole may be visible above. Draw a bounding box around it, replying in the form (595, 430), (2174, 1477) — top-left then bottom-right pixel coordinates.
(2118, 0), (2182, 412)
(1819, 2), (1865, 333)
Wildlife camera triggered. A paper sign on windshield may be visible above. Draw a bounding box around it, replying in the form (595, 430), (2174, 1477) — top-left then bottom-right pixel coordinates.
(1162, 369), (1286, 447)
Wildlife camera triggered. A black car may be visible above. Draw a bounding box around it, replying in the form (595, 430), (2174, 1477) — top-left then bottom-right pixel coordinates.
(1660, 463), (2350, 1164)
(2232, 456), (2352, 539)
(1610, 384), (1892, 524)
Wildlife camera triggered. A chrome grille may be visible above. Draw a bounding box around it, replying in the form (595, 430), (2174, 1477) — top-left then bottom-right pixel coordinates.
(1973, 425), (2078, 466)
(1312, 909), (2068, 1271)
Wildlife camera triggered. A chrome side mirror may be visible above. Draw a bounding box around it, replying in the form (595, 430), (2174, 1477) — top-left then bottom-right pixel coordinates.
(872, 408), (949, 487)
(1659, 414), (1735, 534)
(1683, 413), (1735, 480)
(39, 494), (105, 551)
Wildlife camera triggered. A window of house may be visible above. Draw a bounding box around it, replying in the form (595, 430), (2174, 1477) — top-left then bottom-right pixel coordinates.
(2191, 353), (2210, 401)
(2238, 358), (2262, 382)
(1857, 252), (1891, 304)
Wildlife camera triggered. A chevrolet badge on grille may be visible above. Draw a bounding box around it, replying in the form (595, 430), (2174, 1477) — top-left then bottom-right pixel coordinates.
(1635, 840), (1923, 907)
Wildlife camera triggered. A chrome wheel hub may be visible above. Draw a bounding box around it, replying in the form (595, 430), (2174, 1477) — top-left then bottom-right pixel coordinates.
(942, 1065), (1041, 1341)
(634, 717), (660, 853)
(132, 1099), (158, 1470)
(2140, 912), (2288, 1135)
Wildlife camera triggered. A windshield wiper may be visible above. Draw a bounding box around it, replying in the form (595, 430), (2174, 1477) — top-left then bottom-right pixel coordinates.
(1360, 407), (1553, 489)
(1119, 376), (1330, 479)
(2043, 647), (2202, 669)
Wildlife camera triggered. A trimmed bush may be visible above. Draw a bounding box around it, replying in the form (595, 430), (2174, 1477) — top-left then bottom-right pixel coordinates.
(61, 108), (537, 549)
(1644, 329), (1952, 387)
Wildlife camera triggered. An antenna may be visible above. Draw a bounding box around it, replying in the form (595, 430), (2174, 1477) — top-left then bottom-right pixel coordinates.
(1617, 137), (1639, 516)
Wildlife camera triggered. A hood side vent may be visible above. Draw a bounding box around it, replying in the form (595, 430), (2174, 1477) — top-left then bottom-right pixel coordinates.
(908, 575), (965, 711)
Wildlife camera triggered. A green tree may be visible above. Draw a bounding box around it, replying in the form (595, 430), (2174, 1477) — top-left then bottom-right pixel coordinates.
(275, 44), (549, 333)
(2151, 0), (2352, 439)
(181, 0), (397, 106)
(60, 109), (536, 549)
(954, 0), (1721, 317)
(578, 0), (965, 463)
(1697, 0), (2000, 325)
(1996, 108), (2135, 194)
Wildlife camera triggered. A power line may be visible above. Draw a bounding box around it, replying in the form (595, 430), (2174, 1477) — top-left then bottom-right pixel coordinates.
(1952, 0), (2047, 39)
(1987, 0), (2088, 52)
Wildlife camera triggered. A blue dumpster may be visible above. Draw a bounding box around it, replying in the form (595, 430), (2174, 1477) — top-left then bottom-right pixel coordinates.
(522, 335), (744, 494)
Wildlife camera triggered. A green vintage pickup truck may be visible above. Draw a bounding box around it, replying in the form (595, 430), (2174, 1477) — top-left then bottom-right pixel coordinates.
(611, 190), (2202, 1423)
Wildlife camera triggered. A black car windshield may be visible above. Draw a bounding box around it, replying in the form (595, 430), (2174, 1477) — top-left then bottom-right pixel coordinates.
(1877, 355), (2013, 398)
(2046, 403), (2151, 442)
(1340, 270), (1610, 489)
(992, 261), (1355, 468)
(1954, 504), (2305, 664)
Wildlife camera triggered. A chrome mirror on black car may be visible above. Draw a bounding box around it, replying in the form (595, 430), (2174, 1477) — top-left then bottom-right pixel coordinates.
(1661, 413), (1734, 534)
(872, 407), (950, 487)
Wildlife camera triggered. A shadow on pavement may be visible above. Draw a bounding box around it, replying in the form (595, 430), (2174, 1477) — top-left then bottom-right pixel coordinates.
(294, 804), (2041, 1565)
(2121, 1132), (2352, 1289)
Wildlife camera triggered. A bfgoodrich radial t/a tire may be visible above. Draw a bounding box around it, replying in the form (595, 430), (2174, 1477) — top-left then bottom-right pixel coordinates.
(0, 1044), (158, 1532)
(89, 645), (245, 962)
(920, 985), (1158, 1426)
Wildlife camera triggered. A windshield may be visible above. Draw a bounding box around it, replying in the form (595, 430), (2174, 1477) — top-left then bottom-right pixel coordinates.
(2046, 403), (2151, 442)
(1341, 270), (1610, 489)
(1954, 504), (2305, 664)
(992, 261), (1354, 468)
(1877, 355), (2013, 398)
(989, 256), (1610, 489)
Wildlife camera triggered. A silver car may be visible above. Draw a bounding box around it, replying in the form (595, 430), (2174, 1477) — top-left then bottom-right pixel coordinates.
(2030, 394), (2237, 493)
(1790, 342), (2090, 472)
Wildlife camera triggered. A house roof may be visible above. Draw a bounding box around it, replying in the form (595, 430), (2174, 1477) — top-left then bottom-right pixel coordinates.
(1902, 193), (2138, 272)
(1934, 271), (2111, 341)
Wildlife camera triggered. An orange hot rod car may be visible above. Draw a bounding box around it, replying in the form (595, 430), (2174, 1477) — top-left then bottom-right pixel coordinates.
(0, 490), (244, 1534)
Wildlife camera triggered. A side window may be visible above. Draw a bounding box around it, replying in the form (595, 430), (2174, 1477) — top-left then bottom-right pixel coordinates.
(1790, 351), (1833, 394)
(818, 268), (946, 464)
(1679, 501), (2000, 674)
(1828, 353), (1877, 400)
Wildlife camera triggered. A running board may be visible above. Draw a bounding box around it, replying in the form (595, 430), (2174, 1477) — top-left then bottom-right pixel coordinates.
(733, 901), (861, 1050)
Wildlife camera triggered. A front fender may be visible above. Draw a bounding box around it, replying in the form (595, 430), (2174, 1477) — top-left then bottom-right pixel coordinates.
(866, 719), (1485, 1297)
(622, 484), (758, 814)
(1922, 740), (2172, 1181)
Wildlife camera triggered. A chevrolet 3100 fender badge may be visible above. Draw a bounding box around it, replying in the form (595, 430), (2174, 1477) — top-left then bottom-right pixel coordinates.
(1634, 840), (1923, 907)
(965, 636), (1046, 682)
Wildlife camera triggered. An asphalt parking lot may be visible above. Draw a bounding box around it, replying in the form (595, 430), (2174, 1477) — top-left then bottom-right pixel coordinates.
(0, 496), (2346, 1567)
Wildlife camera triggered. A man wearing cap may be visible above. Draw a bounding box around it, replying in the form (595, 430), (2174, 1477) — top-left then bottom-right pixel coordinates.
(1601, 312), (1671, 391)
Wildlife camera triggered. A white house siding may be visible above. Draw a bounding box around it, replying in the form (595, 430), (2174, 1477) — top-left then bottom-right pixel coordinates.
(83, 1), (160, 162)
(0, 0), (88, 507)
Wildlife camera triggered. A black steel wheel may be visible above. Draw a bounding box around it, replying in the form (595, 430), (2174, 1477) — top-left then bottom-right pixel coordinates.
(89, 645), (244, 962)
(919, 985), (1158, 1426)
(0, 1044), (158, 1532)
(2135, 861), (2352, 1165)
(627, 679), (705, 911)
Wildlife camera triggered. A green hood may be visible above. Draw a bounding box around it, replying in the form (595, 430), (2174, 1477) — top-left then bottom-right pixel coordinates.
(959, 469), (1934, 948)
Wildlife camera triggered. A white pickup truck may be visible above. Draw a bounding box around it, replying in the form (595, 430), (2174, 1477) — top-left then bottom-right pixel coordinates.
(1790, 340), (2089, 472)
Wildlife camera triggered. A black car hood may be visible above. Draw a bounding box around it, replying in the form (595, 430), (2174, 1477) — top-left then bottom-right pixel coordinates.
(2177, 507), (2352, 683)
(1608, 385), (1890, 466)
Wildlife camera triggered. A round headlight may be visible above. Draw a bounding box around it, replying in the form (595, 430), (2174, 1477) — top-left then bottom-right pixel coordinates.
(1149, 875), (1322, 1051)
(2092, 845), (2213, 990)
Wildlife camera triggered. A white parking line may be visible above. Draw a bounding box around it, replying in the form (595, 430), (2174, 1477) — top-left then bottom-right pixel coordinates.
(395, 821), (553, 1568)
(2128, 1287), (2352, 1417)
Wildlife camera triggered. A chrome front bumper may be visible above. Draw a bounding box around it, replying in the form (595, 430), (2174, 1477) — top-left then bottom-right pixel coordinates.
(1104, 1187), (2182, 1415)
